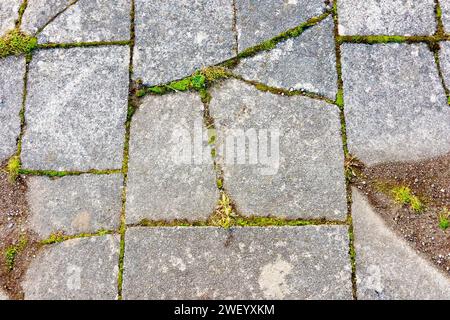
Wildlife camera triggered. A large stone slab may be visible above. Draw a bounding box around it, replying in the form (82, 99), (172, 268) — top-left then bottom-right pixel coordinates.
(441, 1), (450, 33)
(23, 235), (119, 300)
(28, 174), (123, 238)
(341, 43), (450, 165)
(0, 0), (21, 36)
(209, 80), (347, 220)
(21, 46), (129, 171)
(236, 0), (329, 51)
(21, 0), (74, 35)
(122, 226), (352, 299)
(234, 16), (337, 99)
(133, 0), (235, 85)
(37, 0), (130, 43)
(352, 189), (450, 300)
(0, 56), (25, 164)
(126, 92), (218, 223)
(337, 0), (436, 35)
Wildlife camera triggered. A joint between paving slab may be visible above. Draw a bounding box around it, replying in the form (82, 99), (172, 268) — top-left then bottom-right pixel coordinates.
(333, 0), (358, 300)
(117, 0), (136, 301)
(433, 1), (450, 105)
(37, 40), (131, 50)
(40, 229), (117, 246)
(231, 0), (238, 55)
(15, 0), (28, 29)
(18, 168), (122, 177)
(35, 0), (81, 35)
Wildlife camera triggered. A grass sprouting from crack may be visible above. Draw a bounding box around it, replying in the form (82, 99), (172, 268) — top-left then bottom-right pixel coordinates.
(40, 230), (113, 245)
(4, 234), (28, 271)
(0, 29), (37, 58)
(6, 156), (21, 182)
(438, 208), (449, 230)
(391, 186), (425, 213)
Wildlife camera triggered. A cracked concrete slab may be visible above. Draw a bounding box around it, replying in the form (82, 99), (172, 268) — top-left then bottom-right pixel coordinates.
(21, 0), (74, 35)
(126, 92), (218, 223)
(209, 79), (347, 220)
(337, 0), (436, 35)
(21, 46), (129, 171)
(27, 174), (123, 238)
(236, 0), (330, 51)
(37, 0), (131, 43)
(122, 226), (352, 300)
(0, 56), (25, 164)
(133, 0), (235, 86)
(341, 43), (450, 165)
(234, 16), (337, 99)
(352, 188), (450, 300)
(0, 0), (21, 36)
(23, 235), (120, 300)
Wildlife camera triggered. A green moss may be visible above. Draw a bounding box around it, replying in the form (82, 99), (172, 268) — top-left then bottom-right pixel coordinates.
(201, 66), (230, 82)
(338, 35), (406, 44)
(40, 230), (112, 245)
(18, 168), (121, 177)
(336, 88), (344, 108)
(216, 178), (223, 189)
(0, 29), (37, 58)
(6, 156), (21, 182)
(391, 186), (424, 213)
(4, 234), (28, 271)
(438, 208), (449, 230)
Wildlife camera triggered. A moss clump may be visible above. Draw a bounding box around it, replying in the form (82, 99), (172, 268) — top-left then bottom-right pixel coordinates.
(0, 29), (37, 58)
(438, 208), (449, 230)
(6, 155), (21, 182)
(201, 66), (230, 82)
(4, 234), (28, 271)
(391, 186), (424, 213)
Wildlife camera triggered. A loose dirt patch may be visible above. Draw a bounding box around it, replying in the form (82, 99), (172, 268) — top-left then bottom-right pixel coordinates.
(0, 161), (39, 299)
(352, 153), (450, 276)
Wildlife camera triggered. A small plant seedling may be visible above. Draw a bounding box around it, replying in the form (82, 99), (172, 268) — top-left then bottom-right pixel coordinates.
(438, 208), (449, 231)
(391, 186), (424, 213)
(6, 155), (21, 182)
(212, 193), (236, 229)
(4, 234), (28, 271)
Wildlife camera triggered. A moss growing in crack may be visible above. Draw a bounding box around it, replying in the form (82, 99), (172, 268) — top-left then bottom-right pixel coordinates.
(40, 230), (112, 245)
(338, 35), (406, 44)
(201, 66), (231, 82)
(0, 29), (37, 58)
(234, 216), (342, 227)
(4, 234), (28, 271)
(336, 88), (344, 108)
(391, 186), (425, 213)
(6, 155), (21, 182)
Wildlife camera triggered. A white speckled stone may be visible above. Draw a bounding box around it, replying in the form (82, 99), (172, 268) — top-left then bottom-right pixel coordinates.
(23, 235), (120, 300)
(37, 0), (130, 43)
(126, 92), (219, 223)
(0, 0), (21, 36)
(337, 0), (436, 35)
(0, 56), (25, 164)
(236, 0), (330, 51)
(234, 16), (337, 99)
(341, 43), (450, 165)
(209, 80), (347, 220)
(438, 41), (450, 90)
(133, 0), (235, 85)
(352, 189), (450, 300)
(28, 174), (123, 238)
(21, 0), (74, 35)
(441, 0), (450, 33)
(21, 46), (130, 171)
(122, 226), (352, 300)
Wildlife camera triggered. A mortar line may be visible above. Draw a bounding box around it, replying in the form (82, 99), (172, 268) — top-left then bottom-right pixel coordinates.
(333, 0), (358, 300)
(16, 54), (32, 164)
(117, 0), (136, 301)
(35, 0), (81, 35)
(18, 168), (122, 176)
(232, 0), (239, 55)
(15, 0), (28, 28)
(37, 40), (130, 49)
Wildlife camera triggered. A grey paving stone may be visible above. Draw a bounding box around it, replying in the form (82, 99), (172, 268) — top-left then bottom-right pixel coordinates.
(441, 0), (450, 33)
(21, 0), (74, 35)
(0, 56), (25, 164)
(21, 46), (129, 171)
(337, 0), (436, 35)
(234, 17), (337, 99)
(0, 0), (21, 36)
(352, 188), (450, 300)
(236, 0), (329, 51)
(23, 235), (119, 300)
(126, 92), (218, 223)
(37, 0), (130, 43)
(209, 79), (347, 220)
(122, 226), (352, 299)
(133, 0), (235, 86)
(438, 41), (450, 88)
(28, 174), (123, 238)
(341, 43), (450, 165)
